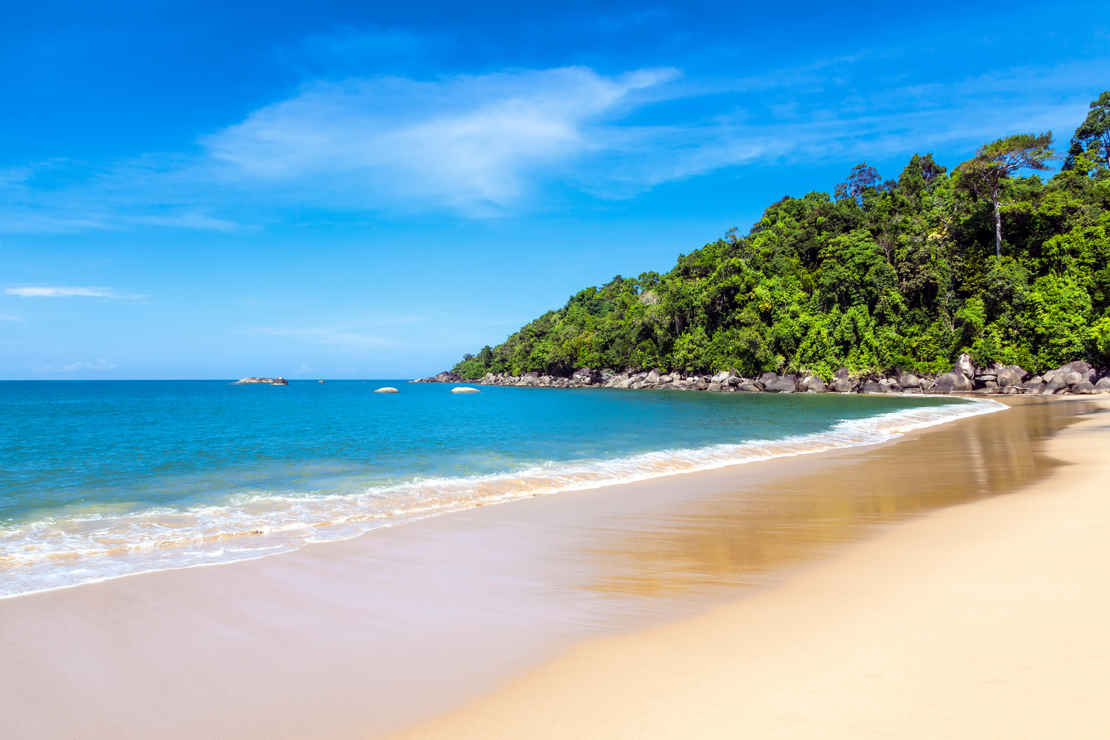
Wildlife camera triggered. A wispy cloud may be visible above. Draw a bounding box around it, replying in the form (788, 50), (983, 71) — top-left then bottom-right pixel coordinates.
(203, 66), (678, 211)
(6, 286), (148, 299)
(0, 54), (1105, 230)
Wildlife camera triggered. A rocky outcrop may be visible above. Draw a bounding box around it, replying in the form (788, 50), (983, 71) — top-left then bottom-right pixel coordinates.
(373, 387), (399, 393)
(450, 387), (481, 394)
(763, 374), (798, 393)
(931, 371), (973, 394)
(413, 358), (1107, 397)
(802, 376), (826, 393)
(231, 376), (288, 385)
(953, 353), (975, 380)
(831, 367), (857, 393)
(996, 365), (1030, 388)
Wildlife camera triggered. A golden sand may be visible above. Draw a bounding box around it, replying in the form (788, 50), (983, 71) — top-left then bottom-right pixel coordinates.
(396, 399), (1110, 739)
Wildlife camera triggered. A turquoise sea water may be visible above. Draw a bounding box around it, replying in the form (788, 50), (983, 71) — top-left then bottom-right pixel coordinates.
(0, 380), (998, 596)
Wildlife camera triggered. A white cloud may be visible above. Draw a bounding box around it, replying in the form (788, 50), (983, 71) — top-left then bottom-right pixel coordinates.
(203, 66), (678, 210)
(6, 286), (148, 299)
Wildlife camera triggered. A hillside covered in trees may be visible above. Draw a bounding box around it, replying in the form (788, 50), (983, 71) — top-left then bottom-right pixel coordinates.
(453, 92), (1110, 382)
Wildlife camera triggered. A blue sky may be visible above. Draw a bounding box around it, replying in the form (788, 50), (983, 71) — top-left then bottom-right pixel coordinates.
(2, 1), (1107, 379)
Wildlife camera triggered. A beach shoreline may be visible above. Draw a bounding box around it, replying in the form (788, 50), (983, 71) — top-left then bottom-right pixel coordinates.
(394, 396), (1110, 739)
(0, 396), (1100, 739)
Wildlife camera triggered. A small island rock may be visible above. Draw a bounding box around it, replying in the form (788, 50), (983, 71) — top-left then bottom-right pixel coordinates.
(374, 387), (399, 393)
(451, 387), (481, 394)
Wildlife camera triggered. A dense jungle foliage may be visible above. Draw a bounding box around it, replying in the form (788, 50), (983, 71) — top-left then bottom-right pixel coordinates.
(454, 93), (1110, 381)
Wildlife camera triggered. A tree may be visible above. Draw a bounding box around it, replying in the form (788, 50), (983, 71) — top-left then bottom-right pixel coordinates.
(834, 163), (883, 204)
(956, 133), (1056, 258)
(1064, 90), (1110, 171)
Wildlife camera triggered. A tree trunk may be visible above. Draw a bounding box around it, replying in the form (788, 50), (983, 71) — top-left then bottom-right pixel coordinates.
(993, 200), (1002, 258)
(992, 181), (1002, 258)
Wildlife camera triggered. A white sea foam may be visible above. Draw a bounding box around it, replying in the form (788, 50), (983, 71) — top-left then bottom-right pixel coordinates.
(0, 398), (1003, 598)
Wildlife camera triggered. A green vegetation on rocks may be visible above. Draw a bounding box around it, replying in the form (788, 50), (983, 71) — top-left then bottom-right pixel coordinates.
(453, 93), (1110, 382)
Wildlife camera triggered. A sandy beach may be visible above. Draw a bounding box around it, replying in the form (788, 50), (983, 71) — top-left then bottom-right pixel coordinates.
(398, 397), (1110, 739)
(1, 396), (1105, 739)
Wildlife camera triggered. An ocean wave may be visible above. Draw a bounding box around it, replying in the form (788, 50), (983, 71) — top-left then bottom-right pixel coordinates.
(0, 398), (1002, 598)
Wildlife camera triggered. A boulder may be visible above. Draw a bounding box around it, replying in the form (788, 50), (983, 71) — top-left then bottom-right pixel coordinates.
(572, 367), (595, 379)
(953, 353), (975, 379)
(996, 365), (1030, 388)
(434, 371), (463, 383)
(695, 377), (709, 391)
(1092, 377), (1110, 393)
(1055, 361), (1096, 384)
(1041, 375), (1068, 395)
(1072, 382), (1097, 395)
(271, 377), (289, 386)
(1063, 371), (1085, 387)
(644, 369), (661, 386)
(861, 380), (883, 394)
(707, 382), (724, 392)
(373, 387), (399, 393)
(726, 376), (741, 387)
(879, 378), (902, 393)
(803, 376), (827, 393)
(450, 387), (481, 394)
(933, 372), (973, 394)
(898, 373), (921, 389)
(758, 371), (780, 386)
(764, 374), (798, 393)
(737, 380), (762, 392)
(831, 367), (856, 392)
(1023, 377), (1045, 394)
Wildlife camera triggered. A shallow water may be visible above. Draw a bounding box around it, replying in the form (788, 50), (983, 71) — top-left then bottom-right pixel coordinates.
(0, 380), (992, 596)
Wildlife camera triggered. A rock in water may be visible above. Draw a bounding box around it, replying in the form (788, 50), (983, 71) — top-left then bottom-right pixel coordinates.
(374, 387), (399, 393)
(451, 387), (481, 394)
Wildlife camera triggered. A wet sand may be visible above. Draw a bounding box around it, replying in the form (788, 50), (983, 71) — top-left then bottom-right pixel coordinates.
(0, 397), (1097, 739)
(397, 397), (1110, 739)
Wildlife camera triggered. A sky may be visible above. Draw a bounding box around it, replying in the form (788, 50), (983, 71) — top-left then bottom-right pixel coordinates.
(1, 1), (1108, 379)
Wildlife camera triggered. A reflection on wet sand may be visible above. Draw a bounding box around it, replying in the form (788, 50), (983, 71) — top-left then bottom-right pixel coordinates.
(586, 398), (1093, 598)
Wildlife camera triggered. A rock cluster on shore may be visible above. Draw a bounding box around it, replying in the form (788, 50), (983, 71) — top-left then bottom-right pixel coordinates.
(414, 356), (1110, 396)
(230, 377), (289, 385)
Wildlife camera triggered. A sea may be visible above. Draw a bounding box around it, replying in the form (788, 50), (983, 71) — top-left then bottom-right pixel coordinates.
(0, 380), (1000, 597)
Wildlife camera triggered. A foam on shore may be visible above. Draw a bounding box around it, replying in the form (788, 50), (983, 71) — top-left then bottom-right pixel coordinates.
(0, 398), (1002, 598)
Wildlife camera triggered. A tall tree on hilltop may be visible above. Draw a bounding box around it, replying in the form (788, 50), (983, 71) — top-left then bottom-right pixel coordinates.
(834, 163), (883, 205)
(1064, 90), (1110, 171)
(956, 133), (1056, 258)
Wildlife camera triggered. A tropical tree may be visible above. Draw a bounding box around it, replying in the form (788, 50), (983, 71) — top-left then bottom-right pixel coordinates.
(834, 163), (883, 204)
(1064, 90), (1110, 171)
(957, 133), (1056, 257)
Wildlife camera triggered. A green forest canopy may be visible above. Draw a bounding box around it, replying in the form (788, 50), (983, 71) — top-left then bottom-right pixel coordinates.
(453, 92), (1110, 381)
